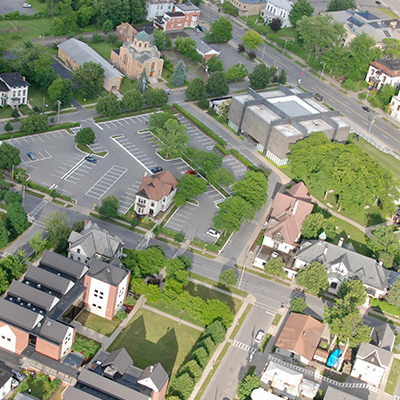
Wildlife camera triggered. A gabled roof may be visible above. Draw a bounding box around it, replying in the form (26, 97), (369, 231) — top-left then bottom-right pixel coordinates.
(370, 323), (395, 351)
(275, 313), (324, 361)
(0, 368), (12, 388)
(138, 363), (168, 392)
(286, 182), (311, 203)
(68, 220), (124, 260)
(295, 240), (390, 291)
(41, 250), (89, 280)
(0, 298), (43, 331)
(62, 387), (99, 400)
(39, 318), (71, 344)
(103, 348), (132, 375)
(0, 72), (30, 87)
(356, 342), (392, 368)
(195, 38), (220, 56)
(117, 22), (138, 37)
(323, 386), (363, 400)
(89, 259), (129, 287)
(262, 360), (303, 386)
(137, 170), (177, 202)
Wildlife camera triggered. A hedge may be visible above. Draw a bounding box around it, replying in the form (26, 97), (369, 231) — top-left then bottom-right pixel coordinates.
(215, 143), (229, 155)
(174, 104), (227, 147)
(20, 181), (73, 203)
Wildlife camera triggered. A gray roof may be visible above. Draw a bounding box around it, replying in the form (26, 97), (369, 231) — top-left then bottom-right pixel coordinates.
(136, 30), (150, 42)
(103, 348), (132, 375)
(122, 41), (160, 65)
(195, 38), (220, 56)
(370, 323), (395, 351)
(58, 39), (123, 81)
(0, 72), (30, 87)
(15, 394), (39, 400)
(374, 58), (400, 72)
(356, 342), (393, 368)
(263, 0), (293, 12)
(8, 280), (60, 312)
(68, 221), (124, 260)
(138, 363), (168, 392)
(273, 99), (312, 117)
(0, 368), (12, 387)
(24, 265), (75, 296)
(295, 240), (390, 291)
(323, 386), (363, 400)
(41, 250), (89, 280)
(62, 386), (100, 400)
(77, 369), (150, 400)
(39, 318), (70, 344)
(176, 2), (200, 11)
(0, 298), (43, 331)
(89, 259), (129, 286)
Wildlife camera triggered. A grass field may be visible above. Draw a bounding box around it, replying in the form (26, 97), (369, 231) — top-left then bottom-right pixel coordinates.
(75, 310), (119, 337)
(386, 358), (400, 395)
(28, 84), (53, 111)
(107, 309), (201, 375)
(88, 41), (120, 60)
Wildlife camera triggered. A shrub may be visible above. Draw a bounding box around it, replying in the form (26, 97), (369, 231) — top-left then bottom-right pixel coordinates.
(4, 121), (13, 132)
(215, 143), (229, 155)
(179, 360), (202, 382)
(114, 310), (128, 323)
(174, 233), (185, 242)
(92, 33), (104, 43)
(192, 346), (209, 369)
(201, 320), (226, 344)
(11, 108), (19, 119)
(169, 373), (194, 400)
(197, 336), (215, 355)
(198, 97), (209, 109)
(342, 79), (358, 92)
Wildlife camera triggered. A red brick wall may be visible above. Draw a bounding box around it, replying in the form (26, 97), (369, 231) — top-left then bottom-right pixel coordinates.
(36, 338), (62, 361)
(0, 322), (29, 355)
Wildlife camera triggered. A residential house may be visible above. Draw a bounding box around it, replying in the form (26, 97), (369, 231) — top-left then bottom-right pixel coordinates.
(116, 22), (138, 43)
(275, 313), (325, 365)
(261, 0), (293, 27)
(83, 258), (130, 320)
(327, 9), (400, 47)
(0, 369), (12, 400)
(390, 94), (400, 122)
(134, 170), (178, 217)
(228, 86), (350, 166)
(110, 30), (164, 83)
(260, 361), (319, 398)
(146, 0), (174, 21)
(153, 2), (200, 31)
(259, 182), (313, 261)
(0, 73), (30, 108)
(227, 0), (266, 17)
(58, 38), (124, 92)
(366, 59), (400, 90)
(63, 348), (169, 400)
(323, 386), (363, 400)
(68, 220), (125, 264)
(195, 38), (221, 62)
(294, 238), (390, 298)
(251, 388), (285, 400)
(351, 323), (395, 386)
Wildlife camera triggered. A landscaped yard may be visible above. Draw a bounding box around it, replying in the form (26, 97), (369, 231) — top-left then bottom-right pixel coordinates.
(28, 84), (53, 111)
(385, 358), (400, 395)
(107, 309), (201, 375)
(75, 309), (119, 337)
(10, 374), (61, 400)
(88, 41), (120, 61)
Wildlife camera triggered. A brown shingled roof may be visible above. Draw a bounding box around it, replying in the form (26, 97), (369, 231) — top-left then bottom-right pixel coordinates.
(137, 170), (177, 202)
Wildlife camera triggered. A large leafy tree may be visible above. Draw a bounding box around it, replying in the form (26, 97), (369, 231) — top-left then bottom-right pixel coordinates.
(174, 175), (208, 206)
(74, 62), (104, 99)
(232, 171), (268, 211)
(122, 89), (143, 111)
(29, 232), (48, 257)
(295, 262), (328, 294)
(185, 147), (222, 175)
(207, 168), (234, 188)
(264, 257), (286, 279)
(0, 223), (8, 248)
(383, 38), (400, 59)
(237, 375), (260, 400)
(206, 56), (224, 73)
(301, 213), (336, 239)
(205, 17), (233, 43)
(388, 276), (400, 307)
(0, 143), (21, 170)
(206, 71), (229, 96)
(249, 64), (277, 90)
(185, 77), (206, 101)
(20, 114), (49, 135)
(6, 203), (28, 235)
(75, 127), (95, 146)
(242, 31), (263, 50)
(144, 87), (168, 107)
(290, 297), (307, 313)
(327, 0), (357, 11)
(48, 76), (73, 106)
(368, 225), (400, 266)
(96, 94), (121, 117)
(44, 212), (71, 254)
(148, 111), (178, 130)
(154, 118), (189, 159)
(226, 63), (248, 81)
(124, 246), (165, 278)
(153, 29), (166, 50)
(219, 268), (238, 288)
(99, 195), (119, 218)
(338, 280), (367, 306)
(289, 0), (314, 27)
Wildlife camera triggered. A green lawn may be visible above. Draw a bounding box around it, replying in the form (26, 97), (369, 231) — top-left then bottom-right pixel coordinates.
(386, 359), (400, 395)
(107, 309), (201, 375)
(119, 77), (138, 96)
(88, 41), (120, 60)
(28, 84), (53, 111)
(75, 309), (119, 337)
(189, 272), (243, 297)
(379, 7), (399, 19)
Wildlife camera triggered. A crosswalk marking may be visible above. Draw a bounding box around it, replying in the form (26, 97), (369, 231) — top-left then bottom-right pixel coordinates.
(233, 340), (258, 354)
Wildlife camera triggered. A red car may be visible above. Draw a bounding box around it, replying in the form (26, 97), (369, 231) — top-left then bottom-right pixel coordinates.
(186, 169), (195, 175)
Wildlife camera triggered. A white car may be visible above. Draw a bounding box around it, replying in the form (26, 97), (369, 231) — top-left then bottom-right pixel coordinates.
(255, 330), (265, 344)
(22, 3), (32, 7)
(206, 228), (220, 239)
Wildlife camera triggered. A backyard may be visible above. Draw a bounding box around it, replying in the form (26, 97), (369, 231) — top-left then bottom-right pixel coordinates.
(107, 308), (201, 375)
(10, 374), (61, 400)
(385, 358), (400, 395)
(75, 309), (119, 337)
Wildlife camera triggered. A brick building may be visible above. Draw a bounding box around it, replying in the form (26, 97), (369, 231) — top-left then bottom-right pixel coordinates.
(153, 2), (200, 31)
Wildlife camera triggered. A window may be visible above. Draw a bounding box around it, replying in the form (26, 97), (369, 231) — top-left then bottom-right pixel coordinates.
(151, 202), (155, 207)
(98, 306), (102, 309)
(398, 105), (400, 111)
(69, 254), (73, 259)
(100, 296), (103, 299)
(18, 90), (21, 96)
(95, 289), (98, 293)
(383, 76), (386, 82)
(100, 292), (104, 295)
(77, 248), (81, 253)
(92, 303), (96, 307)
(94, 294), (98, 297)
(78, 257), (81, 262)
(1, 336), (4, 340)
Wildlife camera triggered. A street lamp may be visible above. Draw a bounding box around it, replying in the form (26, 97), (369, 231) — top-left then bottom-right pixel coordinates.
(56, 100), (61, 125)
(320, 62), (326, 79)
(282, 38), (288, 55)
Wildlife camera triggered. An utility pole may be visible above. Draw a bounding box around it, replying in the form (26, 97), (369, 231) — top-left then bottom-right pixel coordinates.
(320, 62), (326, 79)
(57, 100), (61, 125)
(282, 38), (288, 55)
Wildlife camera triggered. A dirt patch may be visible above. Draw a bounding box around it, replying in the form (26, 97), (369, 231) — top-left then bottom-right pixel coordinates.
(1, 27), (26, 33)
(162, 49), (206, 81)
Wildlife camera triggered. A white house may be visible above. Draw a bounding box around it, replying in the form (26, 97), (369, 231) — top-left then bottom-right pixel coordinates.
(194, 38), (221, 62)
(68, 220), (125, 264)
(146, 0), (174, 20)
(0, 369), (12, 400)
(135, 170), (177, 217)
(0, 73), (29, 108)
(261, 0), (293, 28)
(351, 323), (394, 387)
(390, 94), (400, 121)
(366, 59), (400, 91)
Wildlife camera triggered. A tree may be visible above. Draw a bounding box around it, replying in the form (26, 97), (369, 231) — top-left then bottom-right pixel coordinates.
(20, 114), (48, 135)
(185, 77), (206, 101)
(99, 195), (119, 218)
(205, 17), (233, 43)
(213, 196), (255, 232)
(154, 118), (190, 159)
(0, 223), (8, 248)
(264, 257), (287, 279)
(191, 347), (208, 369)
(379, 84), (396, 107)
(122, 89), (143, 111)
(207, 168), (234, 187)
(131, 0), (145, 23)
(269, 18), (283, 33)
(137, 69), (148, 94)
(175, 175), (208, 205)
(148, 111), (178, 130)
(185, 147), (223, 175)
(383, 38), (400, 59)
(291, 297), (307, 313)
(153, 29), (166, 50)
(144, 87), (168, 107)
(219, 268), (238, 288)
(96, 94), (121, 117)
(295, 262), (328, 294)
(29, 232), (48, 256)
(172, 60), (186, 86)
(202, 320), (226, 344)
(249, 64), (277, 90)
(4, 121), (12, 133)
(48, 76), (73, 106)
(327, 0), (357, 11)
(75, 127), (95, 146)
(301, 213), (336, 239)
(368, 225), (400, 266)
(242, 31), (263, 51)
(0, 143), (20, 170)
(289, 0), (314, 27)
(226, 63), (248, 81)
(338, 280), (367, 306)
(180, 360), (202, 382)
(11, 109), (19, 119)
(233, 171), (268, 211)
(44, 212), (71, 254)
(206, 56), (224, 73)
(175, 36), (203, 63)
(237, 374), (260, 400)
(74, 62), (104, 99)
(72, 220), (85, 233)
(102, 19), (113, 34)
(222, 1), (238, 15)
(5, 191), (22, 205)
(277, 69), (287, 84)
(206, 71), (228, 96)
(388, 277), (400, 307)
(6, 202), (28, 235)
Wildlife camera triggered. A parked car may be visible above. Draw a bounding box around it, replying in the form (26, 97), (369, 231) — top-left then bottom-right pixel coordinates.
(185, 169), (195, 175)
(194, 27), (201, 33)
(206, 228), (220, 239)
(198, 25), (206, 32)
(11, 378), (19, 389)
(165, 89), (171, 95)
(314, 93), (323, 102)
(85, 155), (97, 163)
(255, 330), (265, 344)
(26, 152), (36, 160)
(11, 370), (27, 383)
(362, 106), (371, 112)
(151, 166), (163, 174)
(22, 3), (32, 7)
(375, 1), (382, 4)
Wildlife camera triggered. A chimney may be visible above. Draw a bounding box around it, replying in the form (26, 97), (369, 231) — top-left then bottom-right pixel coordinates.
(22, 76), (25, 81)
(324, 244), (328, 256)
(150, 365), (154, 373)
(84, 219), (88, 227)
(302, 331), (306, 337)
(379, 260), (384, 267)
(390, 20), (396, 30)
(338, 237), (344, 247)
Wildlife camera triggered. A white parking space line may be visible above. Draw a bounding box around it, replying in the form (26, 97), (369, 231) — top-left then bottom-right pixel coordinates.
(85, 165), (128, 199)
(118, 182), (141, 215)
